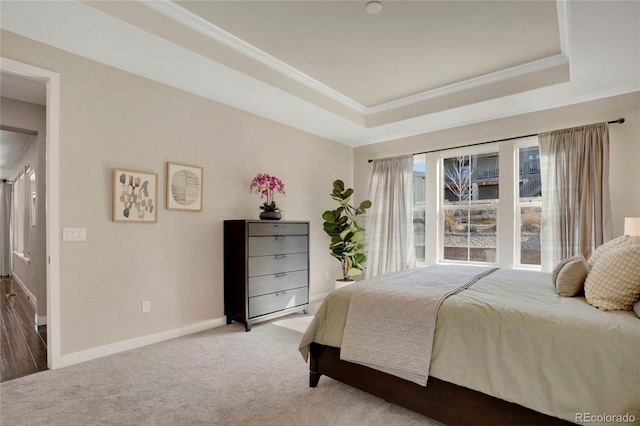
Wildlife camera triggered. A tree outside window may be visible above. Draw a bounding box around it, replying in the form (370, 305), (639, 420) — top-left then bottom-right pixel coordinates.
(442, 153), (498, 263)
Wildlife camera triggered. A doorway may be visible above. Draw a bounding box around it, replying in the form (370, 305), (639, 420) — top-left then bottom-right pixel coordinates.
(1, 58), (61, 371)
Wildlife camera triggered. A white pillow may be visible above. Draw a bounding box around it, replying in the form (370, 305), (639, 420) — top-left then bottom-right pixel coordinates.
(587, 235), (640, 269)
(585, 245), (640, 311)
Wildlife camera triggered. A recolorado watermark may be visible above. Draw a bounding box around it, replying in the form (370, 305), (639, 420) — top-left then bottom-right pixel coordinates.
(575, 413), (636, 424)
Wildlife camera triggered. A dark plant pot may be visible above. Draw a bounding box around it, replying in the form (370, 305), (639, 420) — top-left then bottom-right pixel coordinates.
(259, 211), (282, 220)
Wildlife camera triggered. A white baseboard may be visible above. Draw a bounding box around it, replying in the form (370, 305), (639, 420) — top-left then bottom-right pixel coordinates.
(57, 291), (329, 369)
(11, 273), (37, 311)
(58, 316), (228, 368)
(310, 291), (330, 303)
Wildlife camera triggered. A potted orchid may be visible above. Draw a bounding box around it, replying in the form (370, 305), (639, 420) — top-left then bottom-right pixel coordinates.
(249, 173), (286, 220)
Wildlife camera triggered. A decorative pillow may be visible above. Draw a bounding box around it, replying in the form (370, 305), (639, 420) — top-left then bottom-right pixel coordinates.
(587, 235), (640, 270)
(553, 255), (589, 297)
(585, 245), (640, 311)
(551, 255), (578, 285)
(634, 300), (640, 319)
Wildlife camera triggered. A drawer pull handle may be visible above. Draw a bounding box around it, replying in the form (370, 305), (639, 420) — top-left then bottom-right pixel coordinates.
(275, 291), (288, 296)
(274, 236), (286, 240)
(274, 254), (287, 259)
(275, 273), (288, 278)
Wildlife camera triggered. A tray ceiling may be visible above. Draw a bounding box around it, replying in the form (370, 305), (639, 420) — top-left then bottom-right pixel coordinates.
(1, 1), (638, 146)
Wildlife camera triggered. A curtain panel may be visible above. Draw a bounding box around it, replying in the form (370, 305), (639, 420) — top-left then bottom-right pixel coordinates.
(539, 122), (612, 271)
(365, 155), (415, 278)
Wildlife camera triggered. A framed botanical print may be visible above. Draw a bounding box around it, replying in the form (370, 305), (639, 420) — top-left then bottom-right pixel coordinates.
(166, 162), (203, 212)
(112, 168), (158, 223)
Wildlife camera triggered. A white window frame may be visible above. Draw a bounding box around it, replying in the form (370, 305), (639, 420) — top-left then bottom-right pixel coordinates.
(413, 155), (427, 265)
(12, 170), (25, 255)
(438, 145), (500, 266)
(515, 138), (542, 270)
(413, 136), (541, 270)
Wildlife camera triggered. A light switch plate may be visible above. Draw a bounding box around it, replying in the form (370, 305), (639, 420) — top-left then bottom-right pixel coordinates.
(63, 228), (86, 241)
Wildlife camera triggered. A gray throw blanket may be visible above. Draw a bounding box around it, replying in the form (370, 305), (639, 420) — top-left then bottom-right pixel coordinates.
(340, 265), (498, 385)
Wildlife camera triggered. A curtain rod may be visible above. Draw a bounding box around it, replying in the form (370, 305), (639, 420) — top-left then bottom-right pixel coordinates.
(367, 118), (625, 163)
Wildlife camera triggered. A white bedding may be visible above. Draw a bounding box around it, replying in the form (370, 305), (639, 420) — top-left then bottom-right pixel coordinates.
(300, 268), (640, 425)
(340, 265), (497, 385)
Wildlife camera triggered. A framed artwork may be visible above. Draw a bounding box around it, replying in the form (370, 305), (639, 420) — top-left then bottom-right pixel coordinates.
(166, 162), (203, 212)
(112, 168), (158, 223)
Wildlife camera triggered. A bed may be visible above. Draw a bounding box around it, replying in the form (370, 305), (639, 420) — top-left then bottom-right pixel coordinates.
(299, 266), (640, 425)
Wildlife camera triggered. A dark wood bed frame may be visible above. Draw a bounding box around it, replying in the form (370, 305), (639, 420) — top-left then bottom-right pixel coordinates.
(309, 343), (574, 426)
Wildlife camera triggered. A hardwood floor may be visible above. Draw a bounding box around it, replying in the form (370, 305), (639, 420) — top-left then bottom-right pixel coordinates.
(0, 276), (47, 383)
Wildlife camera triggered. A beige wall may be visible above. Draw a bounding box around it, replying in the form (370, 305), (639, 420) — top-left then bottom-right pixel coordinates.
(1, 96), (47, 319)
(4, 27), (638, 361)
(2, 31), (352, 356)
(354, 92), (640, 237)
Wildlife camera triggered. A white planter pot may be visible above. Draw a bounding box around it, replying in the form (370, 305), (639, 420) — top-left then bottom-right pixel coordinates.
(335, 279), (355, 290)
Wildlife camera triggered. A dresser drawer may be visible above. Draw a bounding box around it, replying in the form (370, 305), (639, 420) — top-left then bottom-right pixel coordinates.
(248, 253), (307, 277)
(248, 222), (308, 237)
(248, 270), (308, 297)
(249, 235), (308, 257)
(248, 286), (309, 319)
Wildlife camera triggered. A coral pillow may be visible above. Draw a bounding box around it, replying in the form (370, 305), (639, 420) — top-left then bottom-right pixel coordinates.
(585, 245), (640, 311)
(551, 255), (589, 297)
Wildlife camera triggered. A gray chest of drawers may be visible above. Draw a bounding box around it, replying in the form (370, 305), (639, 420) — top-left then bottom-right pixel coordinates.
(224, 220), (310, 331)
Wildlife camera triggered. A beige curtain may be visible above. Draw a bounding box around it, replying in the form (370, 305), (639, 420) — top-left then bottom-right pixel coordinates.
(539, 122), (612, 271)
(365, 155), (415, 278)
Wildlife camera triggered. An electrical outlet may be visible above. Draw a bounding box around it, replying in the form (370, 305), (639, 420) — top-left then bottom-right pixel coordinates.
(142, 300), (151, 313)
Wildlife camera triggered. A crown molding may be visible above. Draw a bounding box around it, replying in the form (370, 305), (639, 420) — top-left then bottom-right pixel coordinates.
(366, 54), (569, 115)
(141, 1), (572, 119)
(138, 0), (369, 114)
(557, 0), (571, 58)
(4, 0), (629, 148)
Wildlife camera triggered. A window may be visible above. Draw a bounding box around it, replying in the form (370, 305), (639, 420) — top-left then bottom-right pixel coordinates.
(12, 171), (25, 255)
(442, 152), (498, 263)
(11, 165), (32, 259)
(413, 156), (426, 260)
(413, 136), (542, 269)
(517, 144), (541, 266)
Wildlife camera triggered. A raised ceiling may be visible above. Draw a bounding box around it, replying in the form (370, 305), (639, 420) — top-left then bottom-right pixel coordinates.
(174, 0), (562, 107)
(1, 1), (638, 146)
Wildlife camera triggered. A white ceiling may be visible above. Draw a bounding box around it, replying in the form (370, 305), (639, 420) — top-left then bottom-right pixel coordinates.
(0, 129), (33, 180)
(0, 72), (45, 180)
(174, 0), (562, 107)
(1, 71), (46, 106)
(0, 1), (638, 147)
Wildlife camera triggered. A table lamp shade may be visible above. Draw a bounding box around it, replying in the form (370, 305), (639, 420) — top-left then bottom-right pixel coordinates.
(624, 217), (640, 237)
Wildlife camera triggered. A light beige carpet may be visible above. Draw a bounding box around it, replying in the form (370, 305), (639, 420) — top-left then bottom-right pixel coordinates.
(0, 316), (442, 425)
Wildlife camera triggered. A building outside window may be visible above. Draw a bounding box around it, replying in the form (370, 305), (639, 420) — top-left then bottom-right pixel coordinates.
(517, 144), (542, 266)
(413, 156), (426, 261)
(412, 136), (542, 269)
(442, 152), (498, 263)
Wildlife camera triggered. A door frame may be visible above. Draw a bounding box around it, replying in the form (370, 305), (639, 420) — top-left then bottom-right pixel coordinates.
(1, 57), (61, 369)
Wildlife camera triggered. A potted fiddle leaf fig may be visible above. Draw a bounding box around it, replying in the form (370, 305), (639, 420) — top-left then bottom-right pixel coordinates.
(322, 179), (372, 288)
